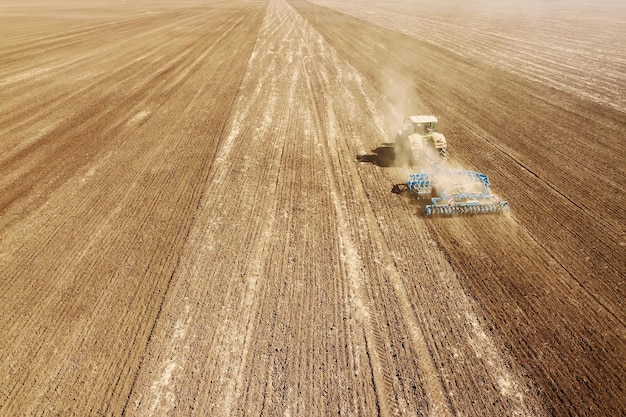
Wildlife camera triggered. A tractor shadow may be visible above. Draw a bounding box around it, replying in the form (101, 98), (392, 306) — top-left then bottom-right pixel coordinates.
(356, 143), (397, 167)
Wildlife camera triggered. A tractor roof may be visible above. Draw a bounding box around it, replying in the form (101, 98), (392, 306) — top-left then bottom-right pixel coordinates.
(409, 115), (438, 124)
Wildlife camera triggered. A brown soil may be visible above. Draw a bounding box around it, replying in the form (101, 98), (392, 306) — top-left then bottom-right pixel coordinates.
(1, 0), (624, 416)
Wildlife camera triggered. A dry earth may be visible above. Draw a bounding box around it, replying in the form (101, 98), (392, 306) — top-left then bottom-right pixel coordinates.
(0, 0), (624, 416)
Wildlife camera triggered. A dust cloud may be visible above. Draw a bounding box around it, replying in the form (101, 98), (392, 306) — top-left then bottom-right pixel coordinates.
(381, 75), (426, 140)
(381, 76), (506, 203)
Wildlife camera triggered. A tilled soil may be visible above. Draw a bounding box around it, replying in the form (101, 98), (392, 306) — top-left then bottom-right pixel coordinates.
(0, 0), (624, 416)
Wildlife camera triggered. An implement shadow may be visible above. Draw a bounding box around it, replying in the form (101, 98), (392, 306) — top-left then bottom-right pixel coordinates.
(356, 143), (396, 167)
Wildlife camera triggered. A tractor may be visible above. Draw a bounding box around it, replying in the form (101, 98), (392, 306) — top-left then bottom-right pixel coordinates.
(394, 115), (447, 166)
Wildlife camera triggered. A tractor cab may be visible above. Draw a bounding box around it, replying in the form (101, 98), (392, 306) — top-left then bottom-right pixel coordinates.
(407, 115), (438, 137)
(395, 115), (447, 163)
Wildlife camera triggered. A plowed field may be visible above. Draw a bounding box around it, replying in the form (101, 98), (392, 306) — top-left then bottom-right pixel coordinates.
(1, 0), (624, 416)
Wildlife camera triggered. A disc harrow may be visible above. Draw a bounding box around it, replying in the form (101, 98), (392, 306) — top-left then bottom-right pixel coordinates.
(404, 169), (509, 216)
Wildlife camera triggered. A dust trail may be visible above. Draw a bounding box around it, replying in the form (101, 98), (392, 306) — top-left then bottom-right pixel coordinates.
(382, 94), (508, 205)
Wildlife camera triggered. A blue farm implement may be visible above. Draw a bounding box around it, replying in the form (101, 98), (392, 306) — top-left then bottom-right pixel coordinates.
(393, 169), (509, 216)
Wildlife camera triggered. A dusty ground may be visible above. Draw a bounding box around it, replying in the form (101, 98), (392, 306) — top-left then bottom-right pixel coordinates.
(0, 0), (624, 416)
